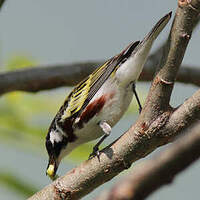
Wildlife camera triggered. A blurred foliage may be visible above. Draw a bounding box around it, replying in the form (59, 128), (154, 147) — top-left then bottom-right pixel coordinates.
(0, 171), (38, 198)
(5, 55), (37, 71)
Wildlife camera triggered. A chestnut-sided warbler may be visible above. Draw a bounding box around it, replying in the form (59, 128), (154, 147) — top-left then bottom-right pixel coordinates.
(45, 12), (171, 179)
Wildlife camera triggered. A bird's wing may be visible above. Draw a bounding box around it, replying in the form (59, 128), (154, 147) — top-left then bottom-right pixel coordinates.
(60, 41), (140, 121)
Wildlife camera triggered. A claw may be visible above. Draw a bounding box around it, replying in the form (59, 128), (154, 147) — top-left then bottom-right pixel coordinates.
(88, 146), (100, 160)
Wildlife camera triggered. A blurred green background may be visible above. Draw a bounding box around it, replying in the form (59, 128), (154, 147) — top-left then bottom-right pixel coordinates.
(0, 1), (200, 200)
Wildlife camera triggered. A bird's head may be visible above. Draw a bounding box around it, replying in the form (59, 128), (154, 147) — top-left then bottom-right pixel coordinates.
(45, 125), (68, 180)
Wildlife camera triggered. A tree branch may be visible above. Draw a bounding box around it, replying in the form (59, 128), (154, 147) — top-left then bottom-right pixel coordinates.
(96, 123), (200, 200)
(28, 2), (200, 199)
(140, 64), (200, 87)
(0, 62), (200, 97)
(0, 62), (97, 95)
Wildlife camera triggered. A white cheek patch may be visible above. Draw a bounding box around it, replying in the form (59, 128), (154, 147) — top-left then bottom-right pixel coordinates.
(50, 130), (63, 145)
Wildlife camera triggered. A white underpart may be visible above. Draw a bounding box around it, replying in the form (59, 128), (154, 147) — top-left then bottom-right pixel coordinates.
(50, 130), (63, 145)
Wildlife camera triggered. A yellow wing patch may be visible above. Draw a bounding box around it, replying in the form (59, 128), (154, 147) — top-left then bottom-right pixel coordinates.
(61, 77), (91, 120)
(61, 61), (109, 121)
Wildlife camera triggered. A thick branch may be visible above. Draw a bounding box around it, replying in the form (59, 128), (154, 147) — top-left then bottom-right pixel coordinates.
(97, 123), (200, 200)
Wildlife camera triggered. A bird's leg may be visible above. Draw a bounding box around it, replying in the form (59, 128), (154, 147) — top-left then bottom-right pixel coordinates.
(89, 120), (111, 160)
(132, 83), (142, 113)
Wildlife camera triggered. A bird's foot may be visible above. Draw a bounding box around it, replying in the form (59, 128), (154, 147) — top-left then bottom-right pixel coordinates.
(88, 146), (100, 161)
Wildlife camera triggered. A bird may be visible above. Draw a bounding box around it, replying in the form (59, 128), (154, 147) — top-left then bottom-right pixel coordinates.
(45, 12), (171, 180)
